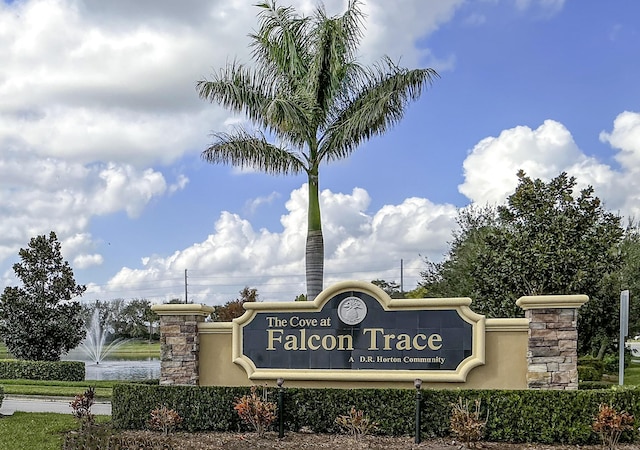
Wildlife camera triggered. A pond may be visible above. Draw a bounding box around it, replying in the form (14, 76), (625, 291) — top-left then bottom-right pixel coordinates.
(63, 348), (161, 381)
(82, 357), (161, 381)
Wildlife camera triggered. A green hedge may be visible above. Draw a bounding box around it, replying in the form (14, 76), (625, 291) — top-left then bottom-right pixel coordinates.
(578, 365), (602, 382)
(0, 359), (84, 381)
(578, 356), (604, 381)
(112, 384), (640, 445)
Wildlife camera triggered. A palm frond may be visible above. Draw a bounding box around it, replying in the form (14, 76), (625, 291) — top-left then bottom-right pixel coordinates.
(306, 0), (364, 127)
(197, 61), (313, 147)
(202, 129), (306, 176)
(262, 96), (314, 147)
(249, 1), (310, 88)
(196, 61), (274, 125)
(319, 58), (439, 161)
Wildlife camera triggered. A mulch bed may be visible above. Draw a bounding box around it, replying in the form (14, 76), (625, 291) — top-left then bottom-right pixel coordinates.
(113, 430), (639, 449)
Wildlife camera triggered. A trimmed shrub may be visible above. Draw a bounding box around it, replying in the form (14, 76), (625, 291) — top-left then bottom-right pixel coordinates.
(580, 381), (615, 390)
(579, 365), (603, 382)
(603, 351), (632, 374)
(578, 356), (604, 381)
(0, 359), (84, 381)
(111, 384), (640, 445)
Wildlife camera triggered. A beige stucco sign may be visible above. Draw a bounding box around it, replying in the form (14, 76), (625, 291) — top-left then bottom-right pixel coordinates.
(232, 281), (486, 383)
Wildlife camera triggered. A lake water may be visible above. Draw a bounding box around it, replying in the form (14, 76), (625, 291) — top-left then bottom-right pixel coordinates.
(81, 358), (161, 381)
(63, 348), (161, 381)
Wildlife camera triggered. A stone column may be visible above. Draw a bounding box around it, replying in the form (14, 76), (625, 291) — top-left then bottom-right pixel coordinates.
(516, 295), (588, 390)
(151, 303), (214, 385)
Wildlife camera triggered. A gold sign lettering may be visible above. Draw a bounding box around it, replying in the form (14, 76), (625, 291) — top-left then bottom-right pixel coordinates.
(266, 329), (354, 351)
(362, 328), (442, 351)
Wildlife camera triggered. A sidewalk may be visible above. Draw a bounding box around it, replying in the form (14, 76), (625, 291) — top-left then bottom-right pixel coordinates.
(0, 395), (112, 416)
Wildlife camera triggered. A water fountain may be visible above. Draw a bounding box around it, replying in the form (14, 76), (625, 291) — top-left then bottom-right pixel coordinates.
(78, 309), (128, 364)
(65, 309), (161, 380)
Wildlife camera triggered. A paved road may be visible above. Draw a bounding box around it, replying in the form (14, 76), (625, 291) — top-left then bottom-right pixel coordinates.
(0, 395), (112, 416)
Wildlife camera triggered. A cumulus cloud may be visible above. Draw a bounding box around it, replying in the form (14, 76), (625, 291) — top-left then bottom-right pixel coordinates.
(459, 113), (640, 219)
(459, 120), (584, 204)
(357, 0), (463, 67)
(89, 185), (458, 305)
(0, 153), (186, 270)
(83, 110), (640, 306)
(600, 111), (640, 168)
(0, 0), (457, 274)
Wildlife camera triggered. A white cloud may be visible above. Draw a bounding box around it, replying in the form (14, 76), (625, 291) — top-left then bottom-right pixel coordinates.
(459, 114), (640, 220)
(459, 120), (584, 204)
(357, 0), (463, 67)
(73, 254), (104, 270)
(0, 153), (186, 270)
(82, 110), (640, 306)
(244, 192), (282, 216)
(91, 185), (458, 305)
(600, 111), (640, 169)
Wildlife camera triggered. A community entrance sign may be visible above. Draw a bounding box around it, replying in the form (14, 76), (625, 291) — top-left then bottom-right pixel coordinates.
(232, 281), (486, 382)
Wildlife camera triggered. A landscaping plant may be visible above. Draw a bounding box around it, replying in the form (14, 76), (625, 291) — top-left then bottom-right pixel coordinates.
(335, 406), (378, 440)
(449, 398), (487, 448)
(233, 385), (277, 437)
(69, 386), (95, 429)
(592, 403), (635, 449)
(148, 405), (183, 435)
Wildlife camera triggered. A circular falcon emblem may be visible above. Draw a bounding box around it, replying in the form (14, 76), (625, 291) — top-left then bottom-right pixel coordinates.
(337, 296), (367, 325)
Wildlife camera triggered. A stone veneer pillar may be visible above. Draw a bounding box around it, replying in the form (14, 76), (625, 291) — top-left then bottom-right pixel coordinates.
(151, 303), (214, 385)
(516, 295), (588, 390)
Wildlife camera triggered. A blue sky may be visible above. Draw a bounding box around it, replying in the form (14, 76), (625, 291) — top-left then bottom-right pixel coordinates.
(1, 0), (639, 305)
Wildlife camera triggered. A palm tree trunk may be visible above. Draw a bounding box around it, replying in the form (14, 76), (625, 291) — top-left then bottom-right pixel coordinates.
(306, 169), (324, 300)
(306, 230), (324, 300)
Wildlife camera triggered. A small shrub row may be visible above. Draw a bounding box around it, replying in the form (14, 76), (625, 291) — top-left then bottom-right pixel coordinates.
(578, 352), (632, 381)
(0, 359), (84, 381)
(578, 356), (604, 381)
(112, 384), (640, 445)
(603, 350), (632, 375)
(63, 424), (175, 450)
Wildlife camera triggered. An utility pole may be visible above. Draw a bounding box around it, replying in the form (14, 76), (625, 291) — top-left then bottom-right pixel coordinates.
(619, 290), (629, 385)
(184, 269), (188, 304)
(400, 259), (404, 294)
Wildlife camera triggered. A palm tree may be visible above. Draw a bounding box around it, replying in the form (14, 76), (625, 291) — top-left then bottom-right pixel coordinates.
(197, 1), (438, 300)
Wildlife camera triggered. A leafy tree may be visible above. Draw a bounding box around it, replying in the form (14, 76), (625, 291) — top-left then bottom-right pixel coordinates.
(579, 222), (640, 356)
(421, 172), (624, 352)
(197, 1), (438, 299)
(620, 224), (640, 337)
(113, 299), (158, 339)
(82, 298), (159, 340)
(212, 287), (259, 322)
(371, 279), (404, 298)
(421, 205), (498, 300)
(0, 232), (86, 360)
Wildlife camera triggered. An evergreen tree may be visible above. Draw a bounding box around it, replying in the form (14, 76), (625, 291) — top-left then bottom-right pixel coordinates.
(421, 172), (624, 352)
(0, 232), (86, 360)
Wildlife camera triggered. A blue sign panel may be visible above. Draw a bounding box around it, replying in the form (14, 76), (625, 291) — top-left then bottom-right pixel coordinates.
(241, 290), (473, 371)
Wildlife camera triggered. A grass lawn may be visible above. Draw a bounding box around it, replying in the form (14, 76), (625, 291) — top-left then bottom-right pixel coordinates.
(112, 339), (160, 356)
(624, 361), (640, 385)
(0, 379), (119, 398)
(0, 340), (160, 359)
(0, 339), (160, 398)
(0, 412), (82, 450)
